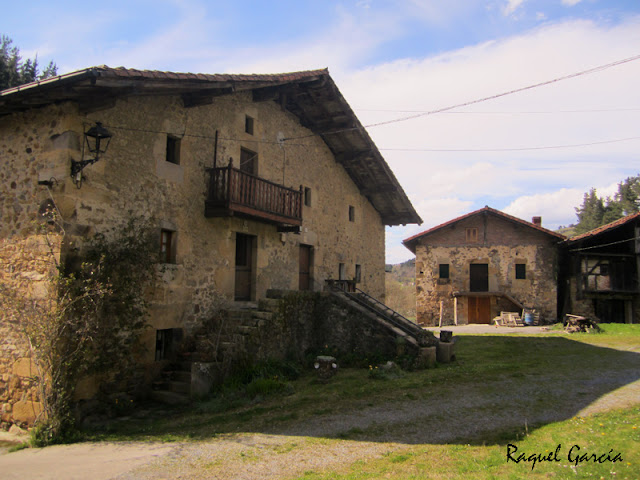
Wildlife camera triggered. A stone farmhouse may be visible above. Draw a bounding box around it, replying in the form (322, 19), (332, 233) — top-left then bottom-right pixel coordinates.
(562, 212), (640, 324)
(403, 207), (565, 326)
(0, 66), (423, 425)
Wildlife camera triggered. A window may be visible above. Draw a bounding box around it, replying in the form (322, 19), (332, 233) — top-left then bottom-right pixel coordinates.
(515, 263), (526, 280)
(355, 264), (362, 283)
(349, 205), (355, 222)
(339, 263), (346, 280)
(304, 187), (312, 207)
(465, 227), (478, 243)
(166, 135), (181, 165)
(240, 147), (257, 174)
(245, 115), (254, 135)
(160, 229), (176, 263)
(155, 329), (173, 361)
(439, 264), (450, 279)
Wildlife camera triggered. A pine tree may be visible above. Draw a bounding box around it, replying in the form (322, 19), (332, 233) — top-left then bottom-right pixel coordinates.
(0, 35), (57, 90)
(615, 176), (640, 216)
(574, 188), (606, 234)
(574, 175), (640, 234)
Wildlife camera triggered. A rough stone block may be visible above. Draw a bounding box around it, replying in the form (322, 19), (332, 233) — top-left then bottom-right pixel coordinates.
(12, 399), (43, 426)
(12, 358), (37, 377)
(436, 341), (456, 363)
(191, 362), (219, 397)
(415, 346), (436, 369)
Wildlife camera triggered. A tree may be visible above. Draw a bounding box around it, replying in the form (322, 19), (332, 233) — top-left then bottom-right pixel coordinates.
(574, 175), (640, 234)
(0, 35), (57, 90)
(574, 188), (606, 234)
(614, 176), (640, 216)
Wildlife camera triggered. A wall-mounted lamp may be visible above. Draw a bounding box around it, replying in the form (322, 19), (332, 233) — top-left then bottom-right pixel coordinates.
(71, 122), (113, 185)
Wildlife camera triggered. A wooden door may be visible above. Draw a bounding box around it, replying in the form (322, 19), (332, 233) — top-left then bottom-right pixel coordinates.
(299, 245), (312, 291)
(468, 296), (492, 324)
(470, 263), (489, 292)
(235, 234), (253, 301)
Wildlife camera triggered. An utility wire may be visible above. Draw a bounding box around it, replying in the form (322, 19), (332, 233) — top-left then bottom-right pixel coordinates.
(356, 107), (640, 115)
(283, 52), (640, 141)
(568, 236), (640, 252)
(379, 136), (640, 153)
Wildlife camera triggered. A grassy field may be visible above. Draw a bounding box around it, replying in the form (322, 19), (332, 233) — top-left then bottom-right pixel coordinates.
(86, 324), (639, 479)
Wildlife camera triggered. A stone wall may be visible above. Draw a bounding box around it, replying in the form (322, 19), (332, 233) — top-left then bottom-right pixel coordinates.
(414, 214), (560, 325)
(0, 89), (388, 425)
(225, 291), (423, 370)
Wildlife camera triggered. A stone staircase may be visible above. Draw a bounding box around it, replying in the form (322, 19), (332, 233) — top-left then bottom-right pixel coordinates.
(150, 300), (278, 405)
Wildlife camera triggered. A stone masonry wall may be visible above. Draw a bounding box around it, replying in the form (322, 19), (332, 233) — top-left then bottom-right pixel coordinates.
(0, 90), (387, 425)
(414, 214), (560, 326)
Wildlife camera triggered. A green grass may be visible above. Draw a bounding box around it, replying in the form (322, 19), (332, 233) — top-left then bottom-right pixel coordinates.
(81, 325), (640, 478)
(292, 407), (639, 480)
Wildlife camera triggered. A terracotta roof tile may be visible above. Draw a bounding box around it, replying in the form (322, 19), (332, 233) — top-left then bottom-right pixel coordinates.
(403, 206), (565, 252)
(567, 212), (640, 242)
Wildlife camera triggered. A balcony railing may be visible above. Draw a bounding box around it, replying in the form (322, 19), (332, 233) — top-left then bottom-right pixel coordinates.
(205, 164), (303, 226)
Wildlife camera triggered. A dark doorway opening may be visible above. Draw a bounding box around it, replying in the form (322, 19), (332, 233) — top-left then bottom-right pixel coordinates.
(470, 263), (489, 292)
(235, 233), (254, 301)
(299, 245), (312, 291)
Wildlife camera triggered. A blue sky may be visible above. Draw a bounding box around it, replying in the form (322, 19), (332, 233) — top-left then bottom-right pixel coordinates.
(3, 1), (640, 263)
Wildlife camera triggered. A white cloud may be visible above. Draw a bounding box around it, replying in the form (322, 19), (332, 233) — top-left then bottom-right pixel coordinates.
(503, 0), (526, 16)
(562, 0), (583, 6)
(335, 16), (640, 260)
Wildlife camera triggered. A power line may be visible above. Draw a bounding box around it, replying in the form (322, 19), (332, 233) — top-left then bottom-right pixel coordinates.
(379, 136), (640, 153)
(355, 107), (640, 115)
(103, 123), (640, 154)
(283, 52), (640, 141)
(568, 236), (640, 252)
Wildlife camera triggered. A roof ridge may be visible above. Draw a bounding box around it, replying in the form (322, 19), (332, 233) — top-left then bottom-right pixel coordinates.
(568, 211), (640, 242)
(403, 206), (564, 252)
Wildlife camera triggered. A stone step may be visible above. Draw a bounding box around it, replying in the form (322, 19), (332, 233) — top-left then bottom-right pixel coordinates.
(258, 298), (280, 312)
(237, 325), (257, 335)
(170, 370), (191, 383)
(251, 310), (273, 321)
(168, 380), (190, 394)
(151, 390), (190, 406)
(169, 361), (193, 372)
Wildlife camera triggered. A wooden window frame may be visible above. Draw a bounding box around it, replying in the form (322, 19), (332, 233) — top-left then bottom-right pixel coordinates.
(240, 147), (257, 174)
(439, 263), (450, 279)
(160, 229), (176, 264)
(166, 135), (181, 165)
(245, 115), (254, 135)
(465, 227), (478, 243)
(339, 263), (346, 280)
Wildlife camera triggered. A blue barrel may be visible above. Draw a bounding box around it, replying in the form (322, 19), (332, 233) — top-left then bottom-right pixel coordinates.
(524, 313), (533, 325)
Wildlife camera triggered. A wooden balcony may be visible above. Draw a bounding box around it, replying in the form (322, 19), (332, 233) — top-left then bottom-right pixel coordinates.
(205, 165), (303, 226)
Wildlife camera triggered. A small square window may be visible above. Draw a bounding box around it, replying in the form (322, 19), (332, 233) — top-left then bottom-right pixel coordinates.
(515, 263), (526, 280)
(349, 206), (355, 222)
(166, 135), (181, 165)
(439, 264), (450, 279)
(304, 187), (312, 207)
(245, 115), (254, 135)
(465, 227), (478, 243)
(160, 229), (176, 263)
